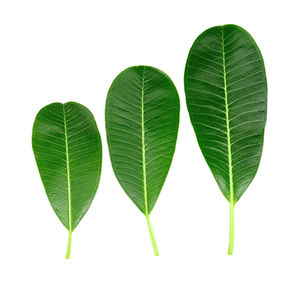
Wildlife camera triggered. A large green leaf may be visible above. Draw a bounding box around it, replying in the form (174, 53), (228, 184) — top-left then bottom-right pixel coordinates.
(184, 25), (267, 254)
(106, 66), (180, 255)
(32, 102), (102, 259)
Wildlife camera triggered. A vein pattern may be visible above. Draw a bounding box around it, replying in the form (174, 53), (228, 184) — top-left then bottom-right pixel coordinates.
(106, 66), (180, 214)
(32, 102), (102, 230)
(185, 25), (267, 202)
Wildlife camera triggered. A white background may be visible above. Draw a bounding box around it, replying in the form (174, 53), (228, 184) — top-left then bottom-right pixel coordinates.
(0, 0), (299, 285)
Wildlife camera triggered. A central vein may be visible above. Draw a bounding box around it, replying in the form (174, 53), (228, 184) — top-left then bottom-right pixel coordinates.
(221, 28), (234, 205)
(141, 67), (148, 215)
(63, 104), (72, 231)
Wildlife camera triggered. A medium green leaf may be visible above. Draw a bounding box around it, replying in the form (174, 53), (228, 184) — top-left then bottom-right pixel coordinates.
(106, 66), (180, 255)
(32, 102), (102, 259)
(184, 25), (267, 254)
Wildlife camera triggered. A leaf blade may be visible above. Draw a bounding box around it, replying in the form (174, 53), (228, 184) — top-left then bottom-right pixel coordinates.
(185, 24), (267, 203)
(106, 66), (180, 214)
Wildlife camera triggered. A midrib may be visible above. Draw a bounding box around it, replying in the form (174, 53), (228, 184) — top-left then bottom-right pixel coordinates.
(221, 28), (234, 205)
(63, 104), (72, 231)
(141, 67), (148, 215)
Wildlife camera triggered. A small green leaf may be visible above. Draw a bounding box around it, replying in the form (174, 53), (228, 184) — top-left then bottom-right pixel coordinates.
(32, 102), (102, 259)
(184, 25), (267, 254)
(106, 66), (180, 255)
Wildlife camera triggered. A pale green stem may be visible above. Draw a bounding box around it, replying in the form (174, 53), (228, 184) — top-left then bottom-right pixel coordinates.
(227, 203), (234, 255)
(65, 230), (72, 259)
(145, 214), (159, 256)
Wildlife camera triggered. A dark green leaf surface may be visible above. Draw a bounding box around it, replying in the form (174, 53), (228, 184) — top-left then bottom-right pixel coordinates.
(184, 25), (267, 254)
(32, 102), (102, 258)
(106, 66), (180, 255)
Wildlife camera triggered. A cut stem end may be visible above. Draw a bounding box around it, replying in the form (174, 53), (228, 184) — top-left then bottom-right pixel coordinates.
(145, 214), (159, 256)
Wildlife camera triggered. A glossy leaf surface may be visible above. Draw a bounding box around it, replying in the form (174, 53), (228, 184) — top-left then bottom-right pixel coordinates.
(106, 66), (180, 255)
(184, 24), (267, 253)
(32, 102), (102, 258)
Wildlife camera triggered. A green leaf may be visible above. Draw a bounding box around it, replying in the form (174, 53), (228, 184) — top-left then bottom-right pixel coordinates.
(184, 25), (267, 254)
(106, 66), (180, 255)
(32, 102), (102, 259)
